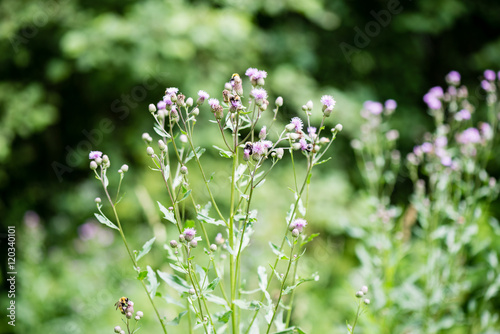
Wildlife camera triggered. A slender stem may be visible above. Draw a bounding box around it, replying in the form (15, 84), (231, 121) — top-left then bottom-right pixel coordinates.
(229, 144), (239, 334)
(99, 170), (168, 334)
(285, 252), (300, 327)
(350, 301), (362, 333)
(265, 241), (296, 334)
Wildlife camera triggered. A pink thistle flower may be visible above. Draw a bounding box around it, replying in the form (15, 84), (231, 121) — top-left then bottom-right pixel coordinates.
(363, 101), (383, 115)
(208, 98), (220, 110)
(457, 128), (481, 144)
(157, 101), (167, 110)
(446, 71), (461, 85)
(290, 117), (303, 132)
(251, 88), (268, 100)
(299, 138), (308, 151)
(183, 228), (196, 241)
(320, 95), (336, 109)
(89, 151), (103, 159)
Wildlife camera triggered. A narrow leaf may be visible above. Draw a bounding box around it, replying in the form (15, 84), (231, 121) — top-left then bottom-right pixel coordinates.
(135, 237), (156, 261)
(94, 213), (119, 230)
(167, 311), (187, 326)
(158, 201), (177, 224)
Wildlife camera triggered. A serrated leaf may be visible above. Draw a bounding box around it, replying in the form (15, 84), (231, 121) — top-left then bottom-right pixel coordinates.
(146, 266), (160, 298)
(137, 270), (148, 280)
(158, 201), (177, 224)
(197, 212), (225, 226)
(157, 270), (191, 294)
(186, 147), (206, 163)
(301, 233), (320, 247)
(205, 277), (220, 293)
(282, 272), (319, 295)
(215, 310), (232, 323)
(135, 237), (156, 261)
(167, 311), (187, 326)
(205, 294), (229, 308)
(94, 213), (119, 230)
(213, 145), (233, 158)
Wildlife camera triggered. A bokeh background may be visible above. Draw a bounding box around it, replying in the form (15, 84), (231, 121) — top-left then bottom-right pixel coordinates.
(1, 0), (500, 333)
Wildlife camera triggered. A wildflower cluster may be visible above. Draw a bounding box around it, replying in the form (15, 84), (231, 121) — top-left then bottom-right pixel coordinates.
(89, 68), (340, 333)
(113, 298), (144, 334)
(351, 70), (500, 333)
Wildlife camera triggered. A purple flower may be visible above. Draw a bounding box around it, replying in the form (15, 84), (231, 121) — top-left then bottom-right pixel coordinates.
(198, 90), (209, 101)
(447, 86), (457, 96)
(262, 140), (273, 148)
(320, 95), (336, 108)
(455, 109), (471, 121)
(253, 70), (267, 80)
(481, 80), (492, 91)
(428, 86), (444, 97)
(484, 69), (496, 81)
(208, 98), (220, 110)
(421, 142), (433, 153)
(307, 126), (317, 136)
(165, 87), (179, 96)
(457, 128), (481, 144)
(290, 117), (303, 132)
(384, 99), (397, 110)
(157, 101), (167, 110)
(299, 138), (308, 151)
(423, 93), (442, 110)
(163, 95), (173, 105)
(480, 122), (493, 140)
(441, 156), (452, 167)
(435, 136), (448, 148)
(252, 142), (267, 155)
(413, 145), (423, 157)
(89, 151), (103, 159)
(363, 101), (383, 115)
(291, 218), (307, 232)
(183, 228), (196, 241)
(245, 68), (259, 78)
(446, 71), (461, 85)
(251, 88), (268, 100)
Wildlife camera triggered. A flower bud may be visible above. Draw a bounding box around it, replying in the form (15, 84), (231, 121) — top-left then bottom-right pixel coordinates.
(191, 107), (199, 116)
(276, 148), (284, 159)
(178, 234), (185, 242)
(275, 96), (283, 107)
(126, 312), (133, 319)
(189, 240), (198, 248)
(95, 157), (103, 165)
(186, 97), (194, 107)
(146, 147), (155, 156)
(215, 233), (224, 245)
(136, 311), (143, 318)
(180, 134), (188, 143)
(289, 133), (300, 140)
(142, 133), (152, 143)
(355, 291), (364, 298)
(134, 315), (140, 321)
(292, 143), (302, 150)
(335, 124), (343, 132)
(319, 137), (330, 145)
(95, 197), (101, 204)
(102, 155), (110, 164)
(189, 288), (196, 295)
(158, 140), (166, 151)
(285, 123), (296, 132)
(363, 298), (370, 305)
(323, 107), (333, 117)
(148, 104), (156, 113)
(361, 285), (368, 294)
(121, 164), (129, 172)
(306, 100), (313, 110)
(259, 126), (267, 140)
(170, 240), (178, 248)
(114, 326), (122, 333)
(292, 228), (300, 238)
(90, 161), (98, 170)
(210, 244), (217, 252)
(180, 166), (188, 175)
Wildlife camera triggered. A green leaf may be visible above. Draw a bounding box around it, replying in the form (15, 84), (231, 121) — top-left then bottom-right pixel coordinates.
(135, 237), (156, 261)
(153, 124), (171, 138)
(167, 311), (187, 326)
(94, 213), (119, 230)
(177, 189), (192, 203)
(205, 293), (229, 307)
(274, 326), (307, 334)
(158, 201), (177, 224)
(197, 212), (225, 226)
(204, 277), (220, 293)
(313, 157), (332, 166)
(269, 242), (288, 260)
(137, 270), (148, 280)
(301, 233), (320, 247)
(213, 145), (233, 158)
(146, 266), (160, 298)
(282, 272), (319, 295)
(215, 310), (232, 323)
(186, 147), (206, 163)
(157, 270), (191, 294)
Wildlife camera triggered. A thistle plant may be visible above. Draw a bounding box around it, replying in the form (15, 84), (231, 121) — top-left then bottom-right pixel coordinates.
(89, 68), (340, 333)
(352, 70), (500, 333)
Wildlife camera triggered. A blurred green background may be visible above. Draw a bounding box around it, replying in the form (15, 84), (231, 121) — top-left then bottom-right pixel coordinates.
(1, 0), (500, 333)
